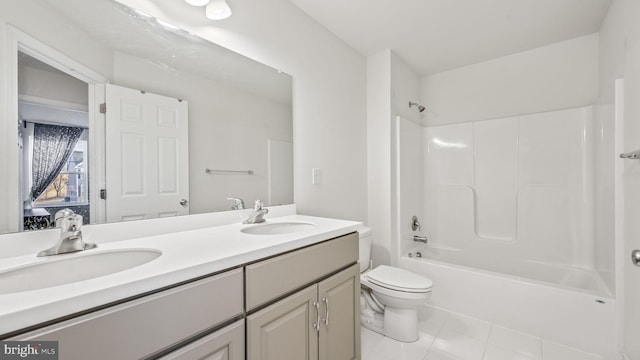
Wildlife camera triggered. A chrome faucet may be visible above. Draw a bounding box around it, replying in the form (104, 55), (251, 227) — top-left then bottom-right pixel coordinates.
(243, 200), (269, 224)
(413, 235), (428, 244)
(227, 197), (245, 210)
(37, 209), (97, 257)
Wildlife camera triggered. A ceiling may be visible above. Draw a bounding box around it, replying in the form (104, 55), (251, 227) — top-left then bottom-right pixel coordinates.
(288, 0), (612, 76)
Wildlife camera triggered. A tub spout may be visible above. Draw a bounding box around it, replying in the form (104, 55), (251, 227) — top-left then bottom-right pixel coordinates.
(413, 235), (428, 244)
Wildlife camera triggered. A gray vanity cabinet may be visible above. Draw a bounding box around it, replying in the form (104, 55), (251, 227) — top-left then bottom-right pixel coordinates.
(8, 231), (360, 360)
(245, 232), (360, 360)
(247, 284), (319, 360)
(11, 268), (244, 360)
(318, 264), (361, 360)
(159, 319), (244, 360)
(246, 264), (361, 360)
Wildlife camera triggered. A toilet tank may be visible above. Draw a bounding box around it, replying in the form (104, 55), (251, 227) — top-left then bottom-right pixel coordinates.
(357, 226), (372, 273)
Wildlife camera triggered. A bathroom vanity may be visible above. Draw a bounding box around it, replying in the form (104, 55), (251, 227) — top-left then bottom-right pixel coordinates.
(0, 210), (361, 360)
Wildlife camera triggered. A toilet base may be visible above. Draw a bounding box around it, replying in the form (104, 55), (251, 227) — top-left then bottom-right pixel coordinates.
(361, 308), (384, 334)
(384, 307), (419, 342)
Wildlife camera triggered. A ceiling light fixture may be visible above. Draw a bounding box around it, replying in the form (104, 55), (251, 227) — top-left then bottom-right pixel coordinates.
(205, 0), (232, 20)
(185, 0), (210, 6)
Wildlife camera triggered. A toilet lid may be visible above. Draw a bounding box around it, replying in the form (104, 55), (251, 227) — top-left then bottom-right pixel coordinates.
(366, 265), (432, 293)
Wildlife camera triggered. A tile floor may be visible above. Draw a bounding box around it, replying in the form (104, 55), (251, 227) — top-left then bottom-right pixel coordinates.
(361, 305), (607, 360)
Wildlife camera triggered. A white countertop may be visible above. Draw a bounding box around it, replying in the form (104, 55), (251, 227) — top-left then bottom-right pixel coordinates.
(0, 214), (361, 336)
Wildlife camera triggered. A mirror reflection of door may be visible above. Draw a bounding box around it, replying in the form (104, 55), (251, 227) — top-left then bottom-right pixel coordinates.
(105, 84), (189, 222)
(18, 52), (90, 231)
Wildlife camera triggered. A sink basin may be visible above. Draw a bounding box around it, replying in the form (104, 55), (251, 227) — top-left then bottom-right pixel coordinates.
(241, 222), (316, 235)
(0, 248), (161, 294)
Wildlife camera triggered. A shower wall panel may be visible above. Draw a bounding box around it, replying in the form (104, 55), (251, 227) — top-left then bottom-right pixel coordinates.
(422, 106), (595, 268)
(474, 117), (518, 240)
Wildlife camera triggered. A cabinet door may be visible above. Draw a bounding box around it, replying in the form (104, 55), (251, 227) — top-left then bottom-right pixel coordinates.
(159, 319), (244, 360)
(247, 285), (319, 360)
(318, 264), (361, 360)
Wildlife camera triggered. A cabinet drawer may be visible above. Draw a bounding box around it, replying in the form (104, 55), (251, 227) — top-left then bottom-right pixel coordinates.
(246, 232), (358, 310)
(12, 268), (243, 360)
(160, 319), (244, 360)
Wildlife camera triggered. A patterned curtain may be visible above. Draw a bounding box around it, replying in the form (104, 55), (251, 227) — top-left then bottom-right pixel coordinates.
(30, 123), (84, 201)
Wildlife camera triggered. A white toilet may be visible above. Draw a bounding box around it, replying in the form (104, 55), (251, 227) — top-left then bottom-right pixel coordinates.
(358, 227), (432, 342)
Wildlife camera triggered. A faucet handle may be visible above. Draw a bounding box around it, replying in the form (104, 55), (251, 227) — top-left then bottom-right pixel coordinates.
(57, 214), (83, 232)
(253, 199), (264, 210)
(71, 214), (83, 230)
(54, 208), (75, 226)
(227, 197), (245, 210)
(411, 215), (421, 231)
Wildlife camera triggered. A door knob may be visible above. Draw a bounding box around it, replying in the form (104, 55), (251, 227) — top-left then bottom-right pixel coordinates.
(180, 199), (188, 207)
(632, 250), (640, 267)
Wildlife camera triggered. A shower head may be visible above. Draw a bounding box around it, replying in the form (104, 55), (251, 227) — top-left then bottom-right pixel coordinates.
(409, 101), (426, 113)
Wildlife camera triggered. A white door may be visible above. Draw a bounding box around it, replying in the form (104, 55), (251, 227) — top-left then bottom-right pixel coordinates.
(105, 84), (189, 222)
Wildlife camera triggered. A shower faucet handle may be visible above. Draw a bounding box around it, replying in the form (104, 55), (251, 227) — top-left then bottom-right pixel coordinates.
(411, 216), (421, 231)
(632, 250), (640, 267)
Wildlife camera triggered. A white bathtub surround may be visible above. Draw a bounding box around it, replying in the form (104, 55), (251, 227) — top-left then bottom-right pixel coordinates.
(400, 255), (615, 356)
(420, 106), (603, 273)
(362, 304), (607, 360)
(393, 110), (617, 354)
(0, 206), (361, 335)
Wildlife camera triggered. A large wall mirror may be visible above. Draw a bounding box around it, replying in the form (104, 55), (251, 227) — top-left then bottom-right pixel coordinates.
(1, 0), (293, 234)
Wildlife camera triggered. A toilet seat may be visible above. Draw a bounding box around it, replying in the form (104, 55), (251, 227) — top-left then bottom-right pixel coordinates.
(366, 265), (432, 293)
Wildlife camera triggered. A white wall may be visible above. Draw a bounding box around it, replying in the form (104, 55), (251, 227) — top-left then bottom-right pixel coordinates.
(117, 0), (368, 222)
(366, 50), (392, 266)
(18, 62), (88, 105)
(390, 54), (423, 259)
(422, 34), (599, 126)
(395, 117), (423, 256)
(391, 52), (422, 124)
(599, 0), (640, 357)
(367, 50), (422, 266)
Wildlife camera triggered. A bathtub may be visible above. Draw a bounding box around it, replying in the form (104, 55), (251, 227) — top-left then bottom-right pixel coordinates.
(400, 245), (616, 356)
